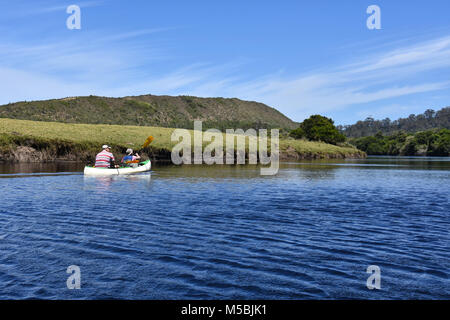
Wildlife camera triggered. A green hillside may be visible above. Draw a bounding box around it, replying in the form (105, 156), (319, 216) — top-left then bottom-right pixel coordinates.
(0, 118), (365, 162)
(0, 94), (297, 131)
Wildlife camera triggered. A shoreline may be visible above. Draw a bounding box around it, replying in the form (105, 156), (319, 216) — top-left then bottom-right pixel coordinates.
(0, 145), (366, 164)
(0, 140), (365, 163)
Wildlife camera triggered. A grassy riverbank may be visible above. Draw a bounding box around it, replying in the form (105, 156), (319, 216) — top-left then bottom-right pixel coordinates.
(0, 118), (365, 162)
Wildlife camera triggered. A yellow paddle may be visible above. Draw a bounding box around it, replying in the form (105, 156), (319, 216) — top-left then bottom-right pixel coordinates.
(141, 136), (154, 149)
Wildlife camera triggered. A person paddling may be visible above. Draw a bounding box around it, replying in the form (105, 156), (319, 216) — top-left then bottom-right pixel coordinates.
(121, 148), (141, 167)
(95, 145), (119, 168)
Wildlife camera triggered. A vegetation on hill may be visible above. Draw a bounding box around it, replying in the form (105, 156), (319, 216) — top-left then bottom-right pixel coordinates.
(349, 129), (450, 156)
(0, 95), (297, 131)
(338, 107), (450, 138)
(0, 118), (365, 162)
(289, 115), (346, 145)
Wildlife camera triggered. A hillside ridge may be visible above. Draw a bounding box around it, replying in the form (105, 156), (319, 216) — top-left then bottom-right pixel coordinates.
(0, 94), (297, 131)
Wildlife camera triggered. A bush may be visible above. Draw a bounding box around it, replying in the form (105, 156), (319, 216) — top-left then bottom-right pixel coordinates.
(290, 115), (346, 145)
(289, 127), (305, 139)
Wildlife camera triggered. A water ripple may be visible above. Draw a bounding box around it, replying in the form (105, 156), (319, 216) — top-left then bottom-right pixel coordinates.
(0, 159), (449, 299)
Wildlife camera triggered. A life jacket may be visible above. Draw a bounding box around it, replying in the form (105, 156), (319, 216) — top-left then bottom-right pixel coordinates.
(122, 155), (133, 163)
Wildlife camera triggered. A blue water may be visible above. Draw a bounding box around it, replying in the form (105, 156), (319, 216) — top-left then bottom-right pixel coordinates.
(0, 157), (449, 299)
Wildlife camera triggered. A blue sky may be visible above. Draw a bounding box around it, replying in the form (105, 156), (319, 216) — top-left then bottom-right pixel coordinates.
(1, 0), (450, 124)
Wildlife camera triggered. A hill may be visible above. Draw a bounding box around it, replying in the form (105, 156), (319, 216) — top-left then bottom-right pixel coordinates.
(339, 107), (450, 138)
(0, 118), (365, 163)
(0, 94), (297, 131)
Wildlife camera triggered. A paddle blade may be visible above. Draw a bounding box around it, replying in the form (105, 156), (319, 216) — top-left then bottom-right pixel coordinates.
(142, 136), (154, 149)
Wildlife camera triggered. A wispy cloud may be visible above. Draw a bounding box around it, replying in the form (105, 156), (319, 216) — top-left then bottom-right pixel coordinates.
(0, 27), (171, 81)
(100, 27), (177, 42)
(0, 29), (449, 123)
(19, 0), (106, 16)
(182, 36), (450, 121)
(120, 36), (450, 122)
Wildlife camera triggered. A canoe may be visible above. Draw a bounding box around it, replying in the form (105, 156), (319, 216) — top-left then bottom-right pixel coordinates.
(84, 160), (151, 176)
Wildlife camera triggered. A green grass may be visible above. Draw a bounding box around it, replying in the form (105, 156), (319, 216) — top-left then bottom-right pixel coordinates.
(0, 118), (365, 160)
(279, 139), (363, 157)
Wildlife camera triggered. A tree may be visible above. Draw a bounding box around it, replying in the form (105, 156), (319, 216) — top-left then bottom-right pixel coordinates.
(401, 136), (417, 155)
(424, 109), (435, 120)
(350, 128), (449, 156)
(291, 115), (346, 145)
(429, 129), (450, 156)
(289, 127), (305, 139)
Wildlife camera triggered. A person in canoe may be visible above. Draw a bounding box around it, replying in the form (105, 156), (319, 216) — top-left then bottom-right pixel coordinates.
(121, 148), (141, 167)
(95, 145), (119, 168)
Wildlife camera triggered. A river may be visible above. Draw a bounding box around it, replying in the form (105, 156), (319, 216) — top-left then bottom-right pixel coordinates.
(0, 156), (449, 299)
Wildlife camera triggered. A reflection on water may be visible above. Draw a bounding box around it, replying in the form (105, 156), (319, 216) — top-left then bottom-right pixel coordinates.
(0, 161), (85, 174)
(83, 174), (152, 192)
(1, 156), (449, 177)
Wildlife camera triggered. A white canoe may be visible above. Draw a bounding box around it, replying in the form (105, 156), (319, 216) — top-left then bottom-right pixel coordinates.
(84, 160), (151, 176)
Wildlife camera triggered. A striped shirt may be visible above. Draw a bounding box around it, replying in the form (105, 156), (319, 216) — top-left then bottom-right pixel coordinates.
(95, 150), (115, 168)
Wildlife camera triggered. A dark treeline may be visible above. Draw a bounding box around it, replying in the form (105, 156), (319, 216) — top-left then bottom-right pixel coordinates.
(350, 129), (450, 156)
(338, 107), (450, 138)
